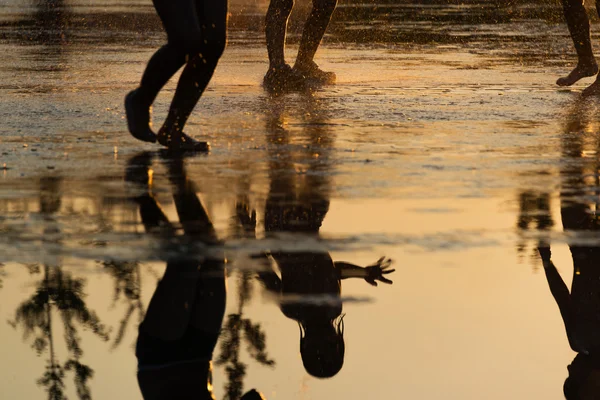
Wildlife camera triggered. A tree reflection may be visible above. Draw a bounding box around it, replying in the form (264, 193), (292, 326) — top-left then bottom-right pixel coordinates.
(9, 177), (110, 399)
(100, 260), (145, 349)
(216, 270), (274, 400)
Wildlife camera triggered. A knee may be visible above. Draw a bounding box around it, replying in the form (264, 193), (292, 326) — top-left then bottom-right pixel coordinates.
(201, 34), (227, 63)
(313, 0), (337, 15)
(174, 31), (226, 64)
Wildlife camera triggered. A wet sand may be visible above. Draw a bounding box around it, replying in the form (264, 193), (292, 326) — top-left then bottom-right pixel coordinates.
(2, 1), (600, 399)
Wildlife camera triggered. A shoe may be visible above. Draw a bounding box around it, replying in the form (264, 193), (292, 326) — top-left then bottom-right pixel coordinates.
(294, 61), (336, 85)
(263, 64), (307, 93)
(125, 90), (157, 143)
(157, 129), (210, 153)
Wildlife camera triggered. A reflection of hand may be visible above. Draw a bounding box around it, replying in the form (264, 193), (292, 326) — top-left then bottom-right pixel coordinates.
(236, 199), (257, 237)
(365, 257), (395, 286)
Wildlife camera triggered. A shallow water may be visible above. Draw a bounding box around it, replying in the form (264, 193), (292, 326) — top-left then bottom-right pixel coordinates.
(2, 1), (600, 399)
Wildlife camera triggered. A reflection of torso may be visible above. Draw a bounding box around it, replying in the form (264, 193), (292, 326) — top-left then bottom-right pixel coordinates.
(270, 251), (342, 322)
(569, 247), (600, 354)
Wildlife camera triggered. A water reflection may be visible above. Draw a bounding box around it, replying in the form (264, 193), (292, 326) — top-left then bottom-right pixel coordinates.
(126, 153), (268, 400)
(534, 99), (600, 399)
(237, 95), (394, 378)
(9, 177), (110, 399)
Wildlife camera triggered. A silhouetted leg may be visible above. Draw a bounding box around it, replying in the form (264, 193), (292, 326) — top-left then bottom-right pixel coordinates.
(292, 0), (337, 84)
(156, 0), (228, 151)
(266, 0), (294, 69)
(263, 0), (306, 91)
(557, 0), (598, 86)
(125, 0), (200, 143)
(582, 0), (600, 95)
(294, 0), (337, 68)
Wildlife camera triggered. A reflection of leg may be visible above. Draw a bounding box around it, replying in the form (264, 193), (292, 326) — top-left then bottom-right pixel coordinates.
(190, 259), (226, 333)
(557, 0), (598, 86)
(164, 156), (218, 241)
(156, 0), (228, 151)
(126, 154), (200, 341)
(293, 0), (337, 84)
(126, 152), (173, 233)
(139, 260), (200, 341)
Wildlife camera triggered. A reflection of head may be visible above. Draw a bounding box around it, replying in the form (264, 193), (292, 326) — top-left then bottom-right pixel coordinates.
(299, 315), (345, 378)
(564, 355), (600, 400)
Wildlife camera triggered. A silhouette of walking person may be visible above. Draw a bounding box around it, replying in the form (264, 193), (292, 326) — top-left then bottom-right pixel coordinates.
(125, 152), (266, 400)
(557, 0), (600, 95)
(125, 1), (228, 152)
(537, 99), (600, 399)
(237, 100), (394, 378)
(263, 0), (338, 92)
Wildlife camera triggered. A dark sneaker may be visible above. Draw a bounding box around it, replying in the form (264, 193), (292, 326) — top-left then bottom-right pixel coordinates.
(125, 90), (157, 143)
(294, 61), (336, 85)
(263, 64), (307, 93)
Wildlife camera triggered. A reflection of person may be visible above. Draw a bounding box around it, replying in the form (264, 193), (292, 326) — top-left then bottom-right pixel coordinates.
(557, 0), (600, 95)
(263, 0), (337, 91)
(537, 100), (600, 399)
(125, 1), (228, 151)
(237, 101), (394, 378)
(126, 153), (265, 400)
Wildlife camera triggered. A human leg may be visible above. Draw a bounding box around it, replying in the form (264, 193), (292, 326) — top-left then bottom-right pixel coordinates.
(155, 0), (228, 151)
(125, 0), (200, 143)
(263, 0), (306, 91)
(581, 0), (600, 95)
(266, 0), (294, 69)
(557, 0), (598, 86)
(294, 0), (337, 68)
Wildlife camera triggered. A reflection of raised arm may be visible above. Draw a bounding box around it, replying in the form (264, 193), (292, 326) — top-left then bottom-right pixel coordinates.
(234, 200), (281, 292)
(538, 247), (575, 344)
(335, 257), (395, 286)
(255, 260), (282, 293)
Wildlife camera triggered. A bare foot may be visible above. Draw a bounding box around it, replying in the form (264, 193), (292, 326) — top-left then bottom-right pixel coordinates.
(582, 79), (600, 96)
(157, 128), (210, 152)
(124, 90), (156, 143)
(557, 63), (599, 87)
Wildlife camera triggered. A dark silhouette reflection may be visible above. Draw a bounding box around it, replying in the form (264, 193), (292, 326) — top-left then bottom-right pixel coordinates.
(30, 0), (70, 46)
(9, 177), (110, 399)
(237, 95), (394, 378)
(125, 153), (267, 400)
(534, 99), (600, 399)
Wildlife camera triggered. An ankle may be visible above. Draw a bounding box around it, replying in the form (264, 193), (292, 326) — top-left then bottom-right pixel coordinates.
(294, 59), (313, 70)
(132, 87), (153, 108)
(578, 58), (598, 69)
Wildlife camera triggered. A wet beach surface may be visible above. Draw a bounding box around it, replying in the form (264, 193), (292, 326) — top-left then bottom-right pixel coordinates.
(2, 1), (600, 399)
